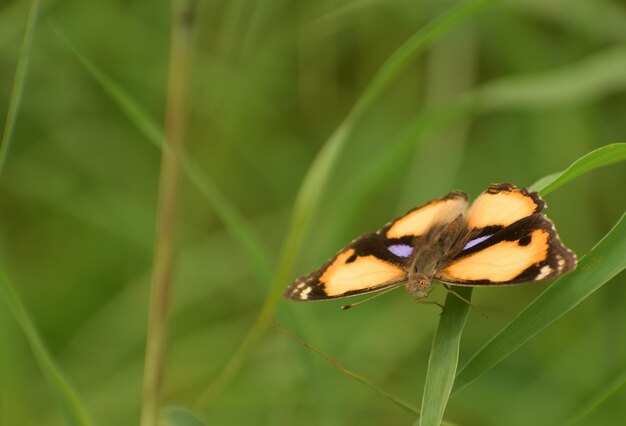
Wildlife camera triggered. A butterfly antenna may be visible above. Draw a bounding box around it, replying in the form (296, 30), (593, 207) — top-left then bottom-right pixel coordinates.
(341, 285), (402, 310)
(442, 284), (488, 318)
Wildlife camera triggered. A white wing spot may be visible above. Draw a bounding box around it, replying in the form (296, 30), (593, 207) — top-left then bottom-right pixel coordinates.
(535, 265), (552, 280)
(300, 287), (312, 299)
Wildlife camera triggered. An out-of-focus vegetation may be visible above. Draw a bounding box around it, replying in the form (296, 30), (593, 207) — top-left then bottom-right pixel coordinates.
(0, 0), (624, 425)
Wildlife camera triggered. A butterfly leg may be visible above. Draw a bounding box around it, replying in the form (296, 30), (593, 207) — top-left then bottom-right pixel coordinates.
(442, 284), (487, 318)
(414, 296), (445, 313)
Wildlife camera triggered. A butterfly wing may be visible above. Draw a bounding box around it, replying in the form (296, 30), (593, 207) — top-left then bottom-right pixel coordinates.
(379, 190), (468, 240)
(284, 190), (469, 301)
(283, 233), (408, 301)
(465, 183), (544, 230)
(434, 183), (577, 285)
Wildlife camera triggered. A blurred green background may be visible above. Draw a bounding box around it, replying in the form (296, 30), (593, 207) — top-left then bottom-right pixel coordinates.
(1, 0), (625, 425)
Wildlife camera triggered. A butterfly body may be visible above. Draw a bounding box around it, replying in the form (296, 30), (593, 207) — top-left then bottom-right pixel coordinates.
(284, 183), (577, 303)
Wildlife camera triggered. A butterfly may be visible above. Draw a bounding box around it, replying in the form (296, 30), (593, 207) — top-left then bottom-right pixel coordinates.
(283, 183), (577, 305)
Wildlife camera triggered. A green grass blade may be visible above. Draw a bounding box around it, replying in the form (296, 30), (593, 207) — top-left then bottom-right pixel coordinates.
(418, 288), (472, 426)
(453, 211), (626, 395)
(0, 0), (40, 176)
(0, 270), (92, 426)
(197, 0), (497, 405)
(51, 23), (274, 286)
(529, 143), (626, 195)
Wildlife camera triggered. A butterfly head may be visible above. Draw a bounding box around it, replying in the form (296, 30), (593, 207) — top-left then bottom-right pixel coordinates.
(406, 272), (432, 298)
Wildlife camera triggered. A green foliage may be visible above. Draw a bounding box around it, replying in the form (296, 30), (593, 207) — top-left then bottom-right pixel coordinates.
(0, 0), (625, 425)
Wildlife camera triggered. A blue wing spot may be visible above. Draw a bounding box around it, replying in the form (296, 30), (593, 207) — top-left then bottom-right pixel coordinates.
(463, 234), (493, 250)
(388, 244), (414, 257)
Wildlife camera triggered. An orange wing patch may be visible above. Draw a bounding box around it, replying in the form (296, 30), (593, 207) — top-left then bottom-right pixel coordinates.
(319, 249), (406, 297)
(385, 194), (467, 239)
(467, 184), (543, 229)
(436, 229), (550, 283)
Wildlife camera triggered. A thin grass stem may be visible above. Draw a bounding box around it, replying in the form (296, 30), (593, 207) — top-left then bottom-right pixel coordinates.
(140, 1), (194, 425)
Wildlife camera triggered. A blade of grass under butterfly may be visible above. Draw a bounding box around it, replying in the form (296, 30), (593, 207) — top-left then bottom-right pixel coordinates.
(410, 24), (478, 426)
(529, 143), (626, 195)
(197, 0), (497, 406)
(417, 288), (472, 426)
(0, 0), (40, 176)
(50, 23), (274, 286)
(0, 270), (92, 426)
(453, 211), (626, 395)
